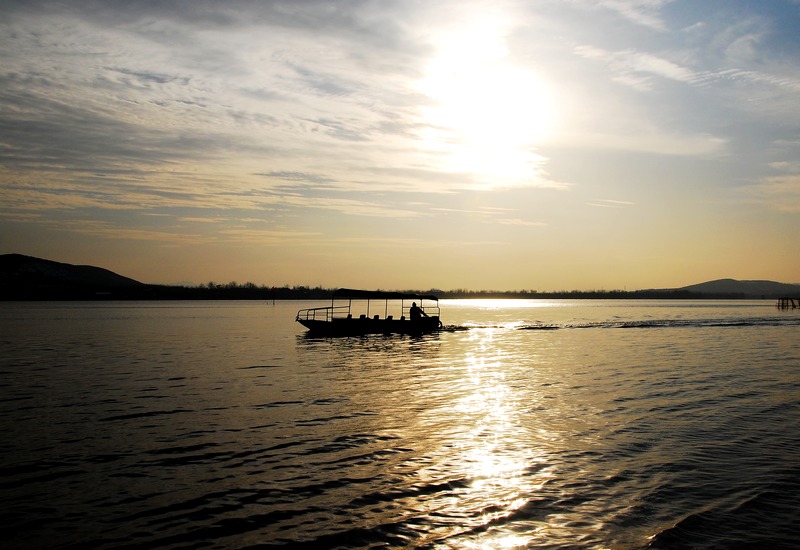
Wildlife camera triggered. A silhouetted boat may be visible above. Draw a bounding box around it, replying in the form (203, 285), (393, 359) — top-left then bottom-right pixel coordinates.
(296, 288), (442, 336)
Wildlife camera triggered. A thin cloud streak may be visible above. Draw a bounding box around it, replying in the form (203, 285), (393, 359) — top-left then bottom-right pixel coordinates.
(587, 199), (635, 208)
(594, 0), (673, 31)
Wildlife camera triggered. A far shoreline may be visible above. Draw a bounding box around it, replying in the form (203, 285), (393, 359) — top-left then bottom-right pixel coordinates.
(0, 284), (788, 302)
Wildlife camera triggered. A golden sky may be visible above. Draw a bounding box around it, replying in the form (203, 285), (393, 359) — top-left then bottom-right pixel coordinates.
(2, 0), (799, 290)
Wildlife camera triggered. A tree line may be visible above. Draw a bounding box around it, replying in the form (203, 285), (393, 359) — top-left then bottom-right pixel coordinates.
(3, 279), (747, 301)
(83, 285), (739, 301)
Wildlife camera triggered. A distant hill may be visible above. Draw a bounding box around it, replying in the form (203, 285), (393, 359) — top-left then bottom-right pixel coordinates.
(2, 254), (799, 300)
(676, 278), (800, 299)
(0, 254), (143, 299)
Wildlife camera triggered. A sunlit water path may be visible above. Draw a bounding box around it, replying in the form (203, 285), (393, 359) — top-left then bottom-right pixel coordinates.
(1, 300), (798, 548)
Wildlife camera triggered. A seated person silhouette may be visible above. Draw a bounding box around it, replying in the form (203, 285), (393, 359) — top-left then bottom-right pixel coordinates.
(409, 302), (428, 322)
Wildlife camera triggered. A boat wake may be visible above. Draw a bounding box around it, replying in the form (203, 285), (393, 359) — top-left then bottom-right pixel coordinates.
(439, 324), (472, 332)
(518, 316), (799, 331)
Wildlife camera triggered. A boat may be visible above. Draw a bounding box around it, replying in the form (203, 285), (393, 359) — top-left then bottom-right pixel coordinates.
(296, 288), (442, 336)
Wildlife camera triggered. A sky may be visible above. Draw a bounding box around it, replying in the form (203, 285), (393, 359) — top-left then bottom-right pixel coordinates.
(2, 0), (800, 291)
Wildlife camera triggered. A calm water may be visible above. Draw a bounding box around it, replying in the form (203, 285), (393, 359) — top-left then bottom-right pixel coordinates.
(1, 299), (798, 549)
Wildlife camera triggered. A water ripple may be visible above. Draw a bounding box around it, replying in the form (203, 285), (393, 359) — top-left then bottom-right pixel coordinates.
(1, 300), (798, 549)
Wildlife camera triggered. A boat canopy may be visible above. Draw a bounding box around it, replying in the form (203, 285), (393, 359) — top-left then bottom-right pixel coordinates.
(296, 288), (442, 335)
(332, 288), (438, 301)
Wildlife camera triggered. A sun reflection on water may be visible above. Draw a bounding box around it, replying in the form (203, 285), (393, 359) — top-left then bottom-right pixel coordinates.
(429, 332), (546, 547)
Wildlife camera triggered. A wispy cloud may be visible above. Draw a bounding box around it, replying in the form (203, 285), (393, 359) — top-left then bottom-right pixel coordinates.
(495, 218), (548, 226)
(746, 174), (800, 213)
(574, 46), (695, 90)
(587, 199), (635, 208)
(594, 0), (673, 31)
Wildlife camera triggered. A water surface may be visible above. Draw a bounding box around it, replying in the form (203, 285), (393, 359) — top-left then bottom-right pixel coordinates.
(1, 300), (798, 548)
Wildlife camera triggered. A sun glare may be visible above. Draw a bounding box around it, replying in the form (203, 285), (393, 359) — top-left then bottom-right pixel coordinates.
(419, 20), (555, 187)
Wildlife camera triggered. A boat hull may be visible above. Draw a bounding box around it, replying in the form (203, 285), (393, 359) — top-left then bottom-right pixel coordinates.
(297, 316), (441, 336)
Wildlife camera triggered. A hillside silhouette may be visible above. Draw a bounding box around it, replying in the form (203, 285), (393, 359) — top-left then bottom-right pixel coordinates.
(1, 254), (799, 300)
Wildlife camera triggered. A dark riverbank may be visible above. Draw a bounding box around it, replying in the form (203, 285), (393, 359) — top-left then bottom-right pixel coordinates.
(0, 283), (771, 301)
(2, 253), (798, 301)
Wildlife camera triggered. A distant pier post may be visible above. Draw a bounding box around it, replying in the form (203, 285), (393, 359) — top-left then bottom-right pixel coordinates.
(777, 297), (798, 309)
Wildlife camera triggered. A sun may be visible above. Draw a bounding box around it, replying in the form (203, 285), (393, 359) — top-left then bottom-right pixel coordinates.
(418, 21), (556, 187)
